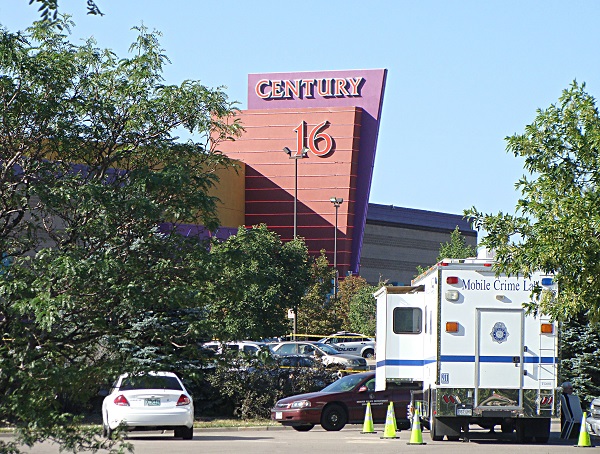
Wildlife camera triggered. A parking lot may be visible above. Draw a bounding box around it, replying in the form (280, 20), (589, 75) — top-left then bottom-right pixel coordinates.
(15, 419), (596, 454)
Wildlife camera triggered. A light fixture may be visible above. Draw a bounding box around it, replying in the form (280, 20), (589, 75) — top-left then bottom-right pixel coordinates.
(330, 197), (343, 298)
(283, 146), (308, 239)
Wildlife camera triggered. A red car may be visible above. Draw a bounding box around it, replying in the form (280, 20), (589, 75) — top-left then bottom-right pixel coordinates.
(271, 371), (413, 431)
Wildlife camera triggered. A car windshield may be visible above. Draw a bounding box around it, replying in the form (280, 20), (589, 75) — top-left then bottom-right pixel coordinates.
(321, 373), (367, 393)
(119, 375), (183, 391)
(313, 343), (341, 355)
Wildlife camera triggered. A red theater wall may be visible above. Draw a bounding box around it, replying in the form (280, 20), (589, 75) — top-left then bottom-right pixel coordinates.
(218, 107), (362, 276)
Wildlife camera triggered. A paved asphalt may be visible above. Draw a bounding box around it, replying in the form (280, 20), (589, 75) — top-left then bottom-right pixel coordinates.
(11, 418), (599, 454)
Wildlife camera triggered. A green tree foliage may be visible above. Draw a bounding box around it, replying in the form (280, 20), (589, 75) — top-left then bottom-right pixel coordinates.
(203, 351), (336, 420)
(347, 283), (378, 337)
(0, 19), (240, 452)
(466, 81), (600, 321)
(438, 226), (477, 261)
(205, 225), (312, 341)
(416, 226), (476, 276)
(560, 314), (600, 405)
(27, 0), (103, 23)
(296, 251), (337, 337)
(336, 275), (370, 332)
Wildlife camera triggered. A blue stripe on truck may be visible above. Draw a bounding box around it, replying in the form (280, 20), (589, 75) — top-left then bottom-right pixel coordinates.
(377, 356), (557, 366)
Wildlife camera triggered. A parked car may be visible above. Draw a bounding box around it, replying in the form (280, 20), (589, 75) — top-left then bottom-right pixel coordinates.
(100, 371), (194, 439)
(318, 331), (376, 358)
(271, 371), (413, 431)
(270, 341), (368, 372)
(587, 397), (600, 436)
(202, 340), (267, 355)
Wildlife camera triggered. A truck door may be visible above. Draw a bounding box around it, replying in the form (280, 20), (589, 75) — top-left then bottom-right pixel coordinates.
(476, 309), (524, 408)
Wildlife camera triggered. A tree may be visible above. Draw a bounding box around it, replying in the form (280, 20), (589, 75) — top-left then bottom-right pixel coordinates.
(205, 225), (312, 341)
(335, 275), (370, 331)
(438, 226), (477, 261)
(466, 81), (600, 321)
(347, 283), (378, 336)
(560, 313), (600, 405)
(27, 0), (104, 22)
(416, 226), (476, 276)
(296, 251), (337, 336)
(0, 19), (240, 452)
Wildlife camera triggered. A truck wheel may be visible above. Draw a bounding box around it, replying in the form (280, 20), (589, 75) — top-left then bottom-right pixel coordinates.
(429, 415), (444, 441)
(362, 349), (374, 359)
(515, 420), (533, 443)
(321, 404), (347, 431)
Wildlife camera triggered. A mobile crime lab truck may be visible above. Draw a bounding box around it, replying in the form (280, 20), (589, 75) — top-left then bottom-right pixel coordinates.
(374, 257), (558, 443)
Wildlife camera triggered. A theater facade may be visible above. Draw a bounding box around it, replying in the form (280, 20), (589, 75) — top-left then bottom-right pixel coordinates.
(211, 68), (476, 284)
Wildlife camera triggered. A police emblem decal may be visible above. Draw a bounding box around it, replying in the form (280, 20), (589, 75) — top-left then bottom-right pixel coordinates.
(491, 322), (509, 343)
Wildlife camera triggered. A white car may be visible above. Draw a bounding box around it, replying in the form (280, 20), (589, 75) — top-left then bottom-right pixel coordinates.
(318, 331), (376, 358)
(587, 397), (600, 437)
(101, 371), (194, 439)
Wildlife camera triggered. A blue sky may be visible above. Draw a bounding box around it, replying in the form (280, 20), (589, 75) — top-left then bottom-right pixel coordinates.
(3, 0), (600, 218)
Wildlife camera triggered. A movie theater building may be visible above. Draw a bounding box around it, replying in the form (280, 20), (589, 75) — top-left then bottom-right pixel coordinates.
(210, 69), (476, 285)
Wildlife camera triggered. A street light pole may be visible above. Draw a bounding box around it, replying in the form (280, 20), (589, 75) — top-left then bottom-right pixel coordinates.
(330, 197), (343, 299)
(283, 146), (308, 340)
(283, 146), (308, 238)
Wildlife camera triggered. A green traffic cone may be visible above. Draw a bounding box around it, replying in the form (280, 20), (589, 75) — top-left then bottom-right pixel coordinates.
(407, 406), (426, 445)
(390, 401), (398, 432)
(575, 412), (593, 448)
(380, 403), (399, 439)
(361, 402), (376, 434)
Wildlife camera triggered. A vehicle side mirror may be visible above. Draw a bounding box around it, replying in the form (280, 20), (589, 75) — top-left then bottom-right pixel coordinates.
(98, 389), (109, 397)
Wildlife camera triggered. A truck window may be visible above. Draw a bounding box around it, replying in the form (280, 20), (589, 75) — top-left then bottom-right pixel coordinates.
(393, 307), (422, 334)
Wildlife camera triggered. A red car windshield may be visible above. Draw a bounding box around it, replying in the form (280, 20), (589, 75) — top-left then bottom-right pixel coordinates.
(321, 374), (369, 393)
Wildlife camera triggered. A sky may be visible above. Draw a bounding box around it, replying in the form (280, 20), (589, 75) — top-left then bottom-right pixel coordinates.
(3, 0), (600, 218)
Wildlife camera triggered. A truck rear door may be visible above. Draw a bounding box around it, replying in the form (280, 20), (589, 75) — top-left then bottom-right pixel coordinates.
(476, 308), (524, 408)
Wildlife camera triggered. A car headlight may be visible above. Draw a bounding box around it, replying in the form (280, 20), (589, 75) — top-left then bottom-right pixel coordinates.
(290, 400), (311, 409)
(349, 360), (360, 366)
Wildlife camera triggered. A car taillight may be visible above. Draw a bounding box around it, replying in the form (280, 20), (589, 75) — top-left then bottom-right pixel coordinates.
(114, 395), (130, 406)
(177, 394), (191, 406)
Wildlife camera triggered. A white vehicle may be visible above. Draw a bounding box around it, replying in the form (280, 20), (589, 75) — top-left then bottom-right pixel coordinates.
(374, 256), (558, 443)
(101, 371), (194, 439)
(318, 331), (376, 358)
(587, 397), (600, 437)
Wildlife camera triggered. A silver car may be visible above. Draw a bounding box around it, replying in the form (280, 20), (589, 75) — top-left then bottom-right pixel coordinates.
(587, 397), (600, 436)
(270, 341), (368, 372)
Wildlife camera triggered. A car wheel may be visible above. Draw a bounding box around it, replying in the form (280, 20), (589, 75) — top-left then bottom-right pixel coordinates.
(321, 404), (347, 431)
(102, 423), (113, 439)
(363, 349), (374, 359)
(292, 424), (315, 432)
(179, 426), (193, 440)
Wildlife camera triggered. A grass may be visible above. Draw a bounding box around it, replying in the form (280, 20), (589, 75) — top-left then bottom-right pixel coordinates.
(194, 417), (277, 429)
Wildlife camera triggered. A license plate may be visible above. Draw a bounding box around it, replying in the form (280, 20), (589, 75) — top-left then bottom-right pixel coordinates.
(456, 407), (472, 416)
(275, 412), (282, 420)
(145, 398), (161, 406)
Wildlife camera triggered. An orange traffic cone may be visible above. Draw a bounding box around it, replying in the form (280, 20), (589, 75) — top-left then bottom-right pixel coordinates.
(380, 402), (399, 439)
(361, 402), (376, 434)
(575, 411), (594, 448)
